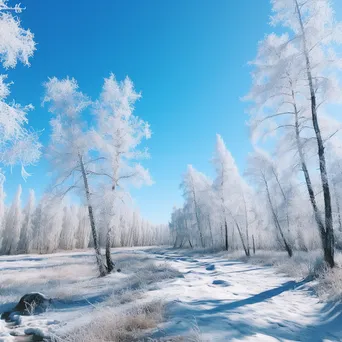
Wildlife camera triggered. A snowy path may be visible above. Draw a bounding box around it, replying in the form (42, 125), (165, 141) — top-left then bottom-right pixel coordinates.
(145, 249), (342, 342)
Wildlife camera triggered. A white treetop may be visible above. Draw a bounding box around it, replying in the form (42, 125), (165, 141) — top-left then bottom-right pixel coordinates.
(0, 1), (40, 179)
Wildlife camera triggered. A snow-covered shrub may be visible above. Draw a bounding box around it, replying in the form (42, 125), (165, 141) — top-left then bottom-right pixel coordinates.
(237, 250), (324, 279)
(54, 301), (164, 342)
(315, 253), (342, 301)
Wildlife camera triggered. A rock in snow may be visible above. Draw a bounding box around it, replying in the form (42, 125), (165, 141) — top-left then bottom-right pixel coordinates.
(1, 293), (52, 321)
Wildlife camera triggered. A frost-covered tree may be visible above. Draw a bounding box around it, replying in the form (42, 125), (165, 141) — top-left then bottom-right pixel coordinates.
(43, 77), (107, 276)
(171, 207), (193, 248)
(30, 199), (43, 253)
(0, 1), (41, 179)
(18, 188), (35, 253)
(75, 206), (91, 249)
(29, 195), (63, 254)
(93, 74), (152, 271)
(0, 184), (22, 254)
(43, 75), (156, 273)
(0, 183), (169, 255)
(0, 177), (5, 245)
(181, 165), (210, 248)
(246, 150), (293, 256)
(213, 135), (250, 256)
(59, 205), (78, 250)
(245, 0), (342, 267)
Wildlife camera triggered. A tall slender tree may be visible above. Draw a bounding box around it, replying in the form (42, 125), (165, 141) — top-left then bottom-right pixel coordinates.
(43, 77), (107, 276)
(93, 74), (152, 271)
(213, 135), (250, 256)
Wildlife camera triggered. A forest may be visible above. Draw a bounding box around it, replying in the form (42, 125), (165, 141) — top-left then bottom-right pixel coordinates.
(170, 0), (342, 270)
(1, 0), (342, 341)
(0, 0), (342, 273)
(0, 1), (170, 276)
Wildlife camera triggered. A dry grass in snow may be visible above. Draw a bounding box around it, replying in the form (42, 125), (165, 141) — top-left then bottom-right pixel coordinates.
(56, 301), (165, 342)
(234, 250), (342, 301)
(0, 248), (181, 341)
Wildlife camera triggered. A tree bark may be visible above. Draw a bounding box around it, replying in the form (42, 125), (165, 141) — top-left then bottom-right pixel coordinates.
(242, 195), (250, 256)
(188, 237), (193, 249)
(272, 169), (290, 235)
(105, 225), (115, 273)
(226, 208), (249, 257)
(233, 218), (250, 257)
(207, 215), (214, 247)
(295, 0), (334, 268)
(293, 93), (326, 244)
(193, 194), (205, 248)
(187, 176), (205, 248)
(224, 218), (229, 251)
(184, 217), (193, 248)
(79, 154), (107, 277)
(263, 175), (293, 257)
(333, 181), (342, 232)
(252, 234), (256, 255)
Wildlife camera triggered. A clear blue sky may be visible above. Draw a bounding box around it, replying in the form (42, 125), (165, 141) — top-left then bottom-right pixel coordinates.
(5, 0), (342, 224)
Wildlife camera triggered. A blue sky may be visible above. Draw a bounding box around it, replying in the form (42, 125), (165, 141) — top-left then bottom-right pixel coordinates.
(5, 0), (342, 224)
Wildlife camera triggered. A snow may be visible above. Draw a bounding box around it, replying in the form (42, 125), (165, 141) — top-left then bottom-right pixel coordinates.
(0, 248), (342, 341)
(147, 249), (342, 341)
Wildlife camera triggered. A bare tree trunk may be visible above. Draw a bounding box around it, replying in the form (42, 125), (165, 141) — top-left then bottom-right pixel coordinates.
(252, 235), (256, 255)
(233, 218), (250, 257)
(246, 226), (250, 256)
(184, 217), (193, 249)
(263, 175), (293, 257)
(242, 195), (250, 256)
(333, 181), (342, 232)
(190, 185), (205, 248)
(173, 234), (179, 248)
(105, 225), (115, 273)
(224, 219), (229, 251)
(295, 0), (334, 268)
(194, 205), (204, 248)
(220, 173), (229, 251)
(232, 225), (235, 250)
(79, 154), (107, 277)
(272, 169), (290, 235)
(188, 237), (193, 248)
(292, 89), (326, 245)
(226, 208), (249, 256)
(207, 215), (214, 247)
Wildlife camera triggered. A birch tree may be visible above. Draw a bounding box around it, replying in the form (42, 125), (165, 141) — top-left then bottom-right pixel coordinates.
(180, 165), (208, 248)
(43, 77), (107, 276)
(213, 135), (250, 256)
(245, 0), (342, 267)
(93, 74), (152, 271)
(246, 150), (293, 256)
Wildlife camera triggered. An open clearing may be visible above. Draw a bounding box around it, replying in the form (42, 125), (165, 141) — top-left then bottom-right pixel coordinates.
(1, 248), (342, 341)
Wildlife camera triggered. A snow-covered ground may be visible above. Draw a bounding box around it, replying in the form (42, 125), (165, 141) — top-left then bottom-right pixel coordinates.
(146, 249), (342, 341)
(1, 248), (342, 341)
(0, 247), (180, 341)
